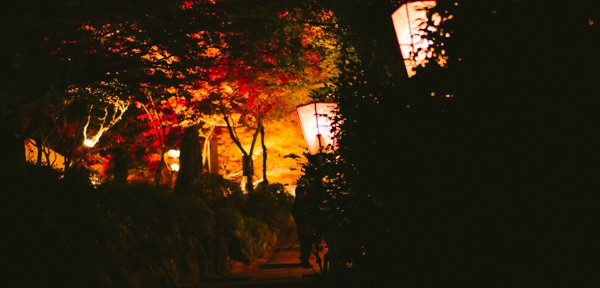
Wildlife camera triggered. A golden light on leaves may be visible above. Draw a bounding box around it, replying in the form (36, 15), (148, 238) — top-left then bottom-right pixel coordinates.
(212, 110), (308, 186)
(72, 3), (338, 187)
(141, 46), (180, 64)
(203, 47), (221, 57)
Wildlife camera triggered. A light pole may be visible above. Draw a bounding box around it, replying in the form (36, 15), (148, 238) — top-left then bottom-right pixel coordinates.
(296, 101), (339, 273)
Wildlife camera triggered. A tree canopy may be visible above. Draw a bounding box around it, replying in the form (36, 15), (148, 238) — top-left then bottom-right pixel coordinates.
(2, 0), (339, 186)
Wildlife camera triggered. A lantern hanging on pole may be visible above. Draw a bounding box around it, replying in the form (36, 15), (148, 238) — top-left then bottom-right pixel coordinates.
(296, 102), (338, 155)
(391, 0), (438, 77)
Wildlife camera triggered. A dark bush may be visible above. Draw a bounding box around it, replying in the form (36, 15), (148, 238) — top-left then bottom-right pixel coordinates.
(1, 166), (295, 287)
(246, 182), (294, 232)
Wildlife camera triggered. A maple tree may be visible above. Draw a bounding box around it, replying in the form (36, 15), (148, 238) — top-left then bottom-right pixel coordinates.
(211, 6), (341, 191)
(3, 0), (338, 189)
(78, 0), (340, 190)
(133, 89), (186, 186)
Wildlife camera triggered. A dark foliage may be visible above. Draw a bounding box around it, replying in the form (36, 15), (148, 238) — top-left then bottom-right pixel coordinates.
(0, 166), (294, 287)
(247, 182), (295, 232)
(318, 1), (600, 287)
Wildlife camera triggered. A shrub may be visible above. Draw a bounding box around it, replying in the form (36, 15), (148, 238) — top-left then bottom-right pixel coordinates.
(246, 182), (294, 233)
(2, 167), (293, 287)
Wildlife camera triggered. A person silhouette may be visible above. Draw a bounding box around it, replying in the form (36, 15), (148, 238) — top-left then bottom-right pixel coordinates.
(292, 185), (315, 268)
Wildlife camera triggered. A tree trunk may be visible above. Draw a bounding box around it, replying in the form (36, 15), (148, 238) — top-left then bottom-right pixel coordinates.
(242, 155), (253, 191)
(154, 145), (166, 187)
(175, 124), (203, 195)
(34, 134), (43, 165)
(260, 124), (268, 184)
(0, 114), (24, 181)
(112, 147), (128, 184)
(224, 116), (261, 193)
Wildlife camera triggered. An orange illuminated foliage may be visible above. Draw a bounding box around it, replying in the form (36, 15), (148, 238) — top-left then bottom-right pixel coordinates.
(41, 0), (339, 186)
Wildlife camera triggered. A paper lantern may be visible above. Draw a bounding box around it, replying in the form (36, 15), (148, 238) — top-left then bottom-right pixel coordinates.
(165, 149), (180, 172)
(296, 102), (338, 155)
(392, 0), (438, 77)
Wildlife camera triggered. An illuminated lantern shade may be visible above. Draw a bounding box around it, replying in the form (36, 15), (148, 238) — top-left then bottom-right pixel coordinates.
(391, 0), (438, 77)
(164, 149), (180, 172)
(296, 102), (338, 155)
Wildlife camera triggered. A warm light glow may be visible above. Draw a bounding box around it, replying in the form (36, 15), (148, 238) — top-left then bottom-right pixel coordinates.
(391, 0), (438, 77)
(83, 138), (97, 147)
(221, 83), (234, 94)
(165, 149), (181, 172)
(296, 102), (337, 155)
(167, 149), (180, 158)
(24, 139), (66, 170)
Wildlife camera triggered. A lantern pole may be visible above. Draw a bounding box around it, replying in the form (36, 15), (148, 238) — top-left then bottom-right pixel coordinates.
(404, 1), (416, 61)
(314, 103), (324, 152)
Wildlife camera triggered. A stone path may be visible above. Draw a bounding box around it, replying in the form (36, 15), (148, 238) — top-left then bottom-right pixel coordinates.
(203, 231), (323, 287)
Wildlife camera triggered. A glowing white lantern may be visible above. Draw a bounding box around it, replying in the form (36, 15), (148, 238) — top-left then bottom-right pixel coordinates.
(165, 149), (180, 172)
(296, 102), (338, 155)
(392, 0), (438, 77)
